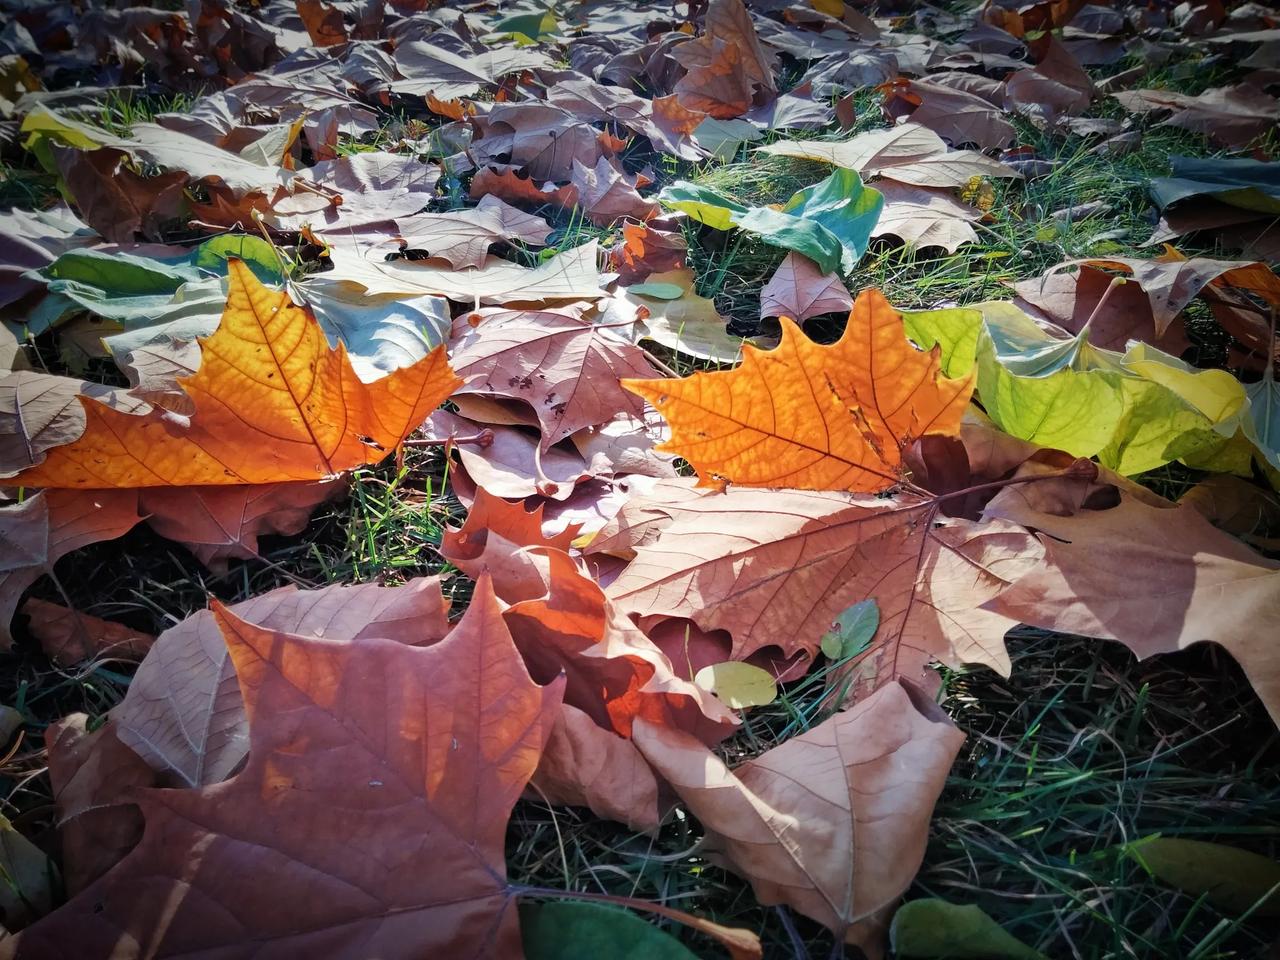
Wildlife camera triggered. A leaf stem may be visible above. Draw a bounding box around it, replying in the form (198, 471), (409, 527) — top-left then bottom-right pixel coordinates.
(1076, 274), (1126, 342)
(402, 430), (494, 449)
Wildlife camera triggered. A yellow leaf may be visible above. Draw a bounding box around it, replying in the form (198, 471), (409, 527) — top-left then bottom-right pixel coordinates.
(694, 661), (778, 709)
(623, 289), (974, 492)
(11, 262), (460, 488)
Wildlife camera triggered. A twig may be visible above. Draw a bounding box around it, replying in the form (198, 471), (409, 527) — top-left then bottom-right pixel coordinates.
(401, 430), (494, 450)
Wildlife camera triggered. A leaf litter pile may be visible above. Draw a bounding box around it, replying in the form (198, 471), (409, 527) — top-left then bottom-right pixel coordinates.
(1, 0), (1280, 957)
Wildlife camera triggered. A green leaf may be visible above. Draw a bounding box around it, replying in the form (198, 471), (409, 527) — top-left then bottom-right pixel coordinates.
(494, 9), (558, 42)
(1126, 837), (1280, 917)
(820, 598), (879, 660)
(519, 901), (700, 960)
(693, 661), (778, 709)
(781, 168), (884, 273)
(0, 812), (58, 930)
(626, 282), (686, 300)
(733, 205), (846, 275)
(193, 235), (284, 284)
(1243, 373), (1280, 470)
(902, 301), (1248, 476)
(890, 899), (1046, 959)
(656, 181), (747, 231)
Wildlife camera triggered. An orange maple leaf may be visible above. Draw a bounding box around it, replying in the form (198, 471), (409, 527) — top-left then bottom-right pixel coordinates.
(623, 288), (975, 493)
(10, 261), (460, 488)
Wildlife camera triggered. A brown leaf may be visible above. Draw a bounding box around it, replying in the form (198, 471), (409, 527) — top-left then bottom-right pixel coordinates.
(0, 490), (141, 648)
(1113, 85), (1280, 149)
(987, 481), (1280, 725)
(1005, 34), (1093, 127)
(1179, 475), (1280, 551)
(44, 716), (156, 895)
(442, 487), (581, 581)
(872, 181), (985, 253)
(115, 577), (451, 787)
(673, 0), (777, 118)
(8, 578), (564, 959)
(1, 372), (146, 478)
(633, 679), (965, 938)
(881, 78), (1016, 150)
(570, 156), (660, 226)
(606, 485), (1042, 672)
(468, 166), (580, 213)
(20, 598), (154, 665)
(529, 702), (662, 834)
(295, 0), (347, 47)
(394, 194), (552, 269)
(471, 103), (604, 181)
(759, 253), (853, 322)
(52, 146), (188, 243)
(450, 307), (657, 449)
(608, 222), (688, 284)
(759, 123), (1021, 188)
(139, 480), (345, 572)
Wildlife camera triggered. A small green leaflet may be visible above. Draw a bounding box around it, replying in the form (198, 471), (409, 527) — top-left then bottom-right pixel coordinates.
(1125, 836), (1280, 917)
(626, 281), (686, 300)
(694, 661), (778, 709)
(820, 598), (879, 660)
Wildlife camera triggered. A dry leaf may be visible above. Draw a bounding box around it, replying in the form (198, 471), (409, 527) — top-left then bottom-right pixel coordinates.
(0, 489), (141, 647)
(873, 182), (985, 253)
(394, 195), (552, 270)
(20, 598), (154, 665)
(7, 578), (564, 959)
(759, 253), (853, 321)
(625, 289), (974, 493)
(115, 577), (451, 787)
(9, 262), (460, 488)
(633, 679), (965, 937)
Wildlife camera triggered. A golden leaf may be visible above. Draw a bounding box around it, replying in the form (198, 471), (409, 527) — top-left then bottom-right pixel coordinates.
(11, 262), (460, 488)
(623, 289), (974, 492)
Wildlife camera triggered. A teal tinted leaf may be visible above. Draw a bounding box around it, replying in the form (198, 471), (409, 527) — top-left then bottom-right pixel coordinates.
(626, 281), (686, 300)
(820, 598), (879, 660)
(1243, 373), (1280, 470)
(519, 901), (699, 960)
(657, 181), (747, 230)
(193, 235), (284, 283)
(1150, 156), (1280, 214)
(890, 899), (1046, 959)
(733, 206), (845, 275)
(782, 168), (884, 273)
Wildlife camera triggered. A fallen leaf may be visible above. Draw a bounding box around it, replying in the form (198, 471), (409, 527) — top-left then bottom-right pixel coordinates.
(450, 307), (658, 449)
(0, 813), (56, 931)
(889, 900), (1046, 959)
(529, 703), (662, 834)
(605, 269), (747, 365)
(633, 679), (965, 938)
(442, 487), (581, 581)
(0, 490), (141, 647)
(873, 182), (985, 253)
(7, 578), (565, 959)
(138, 480), (344, 571)
(9, 262), (459, 488)
(115, 577), (451, 787)
(694, 661), (778, 708)
(759, 123), (1020, 188)
(820, 598), (880, 661)
(43, 716), (155, 894)
(393, 195), (552, 269)
(608, 222), (687, 284)
(881, 78), (1016, 150)
(759, 252), (853, 321)
(20, 598), (154, 665)
(520, 901), (698, 960)
(986, 482), (1280, 726)
(624, 289), (974, 493)
(1125, 837), (1280, 917)
(570, 156), (660, 225)
(1114, 85), (1280, 149)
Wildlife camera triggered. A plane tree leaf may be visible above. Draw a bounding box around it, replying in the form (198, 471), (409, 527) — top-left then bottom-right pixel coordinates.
(6, 577), (565, 959)
(8, 261), (461, 488)
(902, 300), (1249, 476)
(624, 289), (974, 493)
(1124, 837), (1280, 917)
(759, 252), (852, 321)
(633, 679), (965, 940)
(658, 170), (882, 275)
(890, 900), (1046, 959)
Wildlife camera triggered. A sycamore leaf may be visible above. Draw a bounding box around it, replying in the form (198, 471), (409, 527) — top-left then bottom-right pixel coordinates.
(393, 195), (552, 270)
(7, 578), (565, 959)
(659, 170), (882, 274)
(633, 680), (965, 938)
(902, 301), (1249, 476)
(608, 268), (747, 365)
(986, 482), (1280, 726)
(442, 486), (581, 582)
(873, 182), (984, 253)
(606, 485), (1042, 667)
(759, 123), (1021, 188)
(0, 489), (141, 647)
(624, 289), (974, 493)
(760, 252), (853, 322)
(115, 578), (451, 787)
(8, 262), (460, 488)
(450, 307), (658, 450)
(20, 598), (154, 665)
